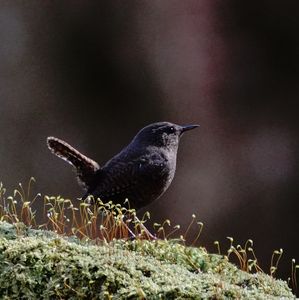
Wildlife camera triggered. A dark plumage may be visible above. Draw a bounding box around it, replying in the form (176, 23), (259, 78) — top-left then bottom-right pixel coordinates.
(47, 122), (199, 209)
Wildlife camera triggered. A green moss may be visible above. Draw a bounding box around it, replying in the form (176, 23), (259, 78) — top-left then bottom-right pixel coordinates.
(0, 221), (294, 299)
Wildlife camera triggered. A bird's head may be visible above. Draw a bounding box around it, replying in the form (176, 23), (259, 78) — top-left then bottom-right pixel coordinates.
(132, 122), (199, 150)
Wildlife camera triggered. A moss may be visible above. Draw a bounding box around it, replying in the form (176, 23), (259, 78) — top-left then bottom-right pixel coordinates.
(0, 221), (294, 299)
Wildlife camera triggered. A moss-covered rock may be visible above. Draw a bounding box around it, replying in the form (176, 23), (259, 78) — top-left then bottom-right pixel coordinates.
(0, 221), (294, 299)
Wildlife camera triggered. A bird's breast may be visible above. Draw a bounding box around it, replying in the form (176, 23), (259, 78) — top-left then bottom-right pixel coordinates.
(147, 150), (177, 191)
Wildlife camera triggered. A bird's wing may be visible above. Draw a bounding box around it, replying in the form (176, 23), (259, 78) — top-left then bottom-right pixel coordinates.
(90, 155), (168, 208)
(94, 160), (142, 197)
(47, 137), (100, 190)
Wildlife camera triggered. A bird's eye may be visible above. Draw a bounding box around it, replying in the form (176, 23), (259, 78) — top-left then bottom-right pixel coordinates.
(169, 127), (174, 132)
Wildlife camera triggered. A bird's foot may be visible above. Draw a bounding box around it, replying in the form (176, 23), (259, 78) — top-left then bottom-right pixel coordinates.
(133, 215), (157, 240)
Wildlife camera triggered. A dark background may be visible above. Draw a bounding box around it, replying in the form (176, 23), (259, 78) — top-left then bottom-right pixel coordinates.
(0, 1), (298, 285)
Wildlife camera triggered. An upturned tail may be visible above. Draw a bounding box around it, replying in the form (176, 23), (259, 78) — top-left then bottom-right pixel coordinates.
(47, 137), (100, 190)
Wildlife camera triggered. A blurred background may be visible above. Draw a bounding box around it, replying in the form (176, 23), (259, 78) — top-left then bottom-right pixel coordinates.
(0, 0), (298, 283)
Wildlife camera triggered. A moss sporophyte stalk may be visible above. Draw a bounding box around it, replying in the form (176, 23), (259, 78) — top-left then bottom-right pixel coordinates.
(0, 179), (297, 299)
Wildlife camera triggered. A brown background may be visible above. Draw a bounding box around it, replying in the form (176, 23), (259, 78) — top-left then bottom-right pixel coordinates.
(0, 1), (298, 284)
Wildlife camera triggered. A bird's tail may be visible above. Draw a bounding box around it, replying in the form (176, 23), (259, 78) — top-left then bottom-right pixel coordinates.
(47, 137), (100, 190)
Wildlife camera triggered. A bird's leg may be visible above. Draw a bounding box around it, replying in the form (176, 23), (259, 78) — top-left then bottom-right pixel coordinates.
(122, 220), (136, 239)
(133, 215), (157, 240)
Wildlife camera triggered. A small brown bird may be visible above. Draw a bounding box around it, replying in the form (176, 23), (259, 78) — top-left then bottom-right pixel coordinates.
(47, 122), (199, 209)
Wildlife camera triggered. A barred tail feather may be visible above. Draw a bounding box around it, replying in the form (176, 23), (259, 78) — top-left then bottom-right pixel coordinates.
(47, 136), (100, 189)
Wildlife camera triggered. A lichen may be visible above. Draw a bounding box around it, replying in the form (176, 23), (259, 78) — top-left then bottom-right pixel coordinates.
(0, 221), (294, 299)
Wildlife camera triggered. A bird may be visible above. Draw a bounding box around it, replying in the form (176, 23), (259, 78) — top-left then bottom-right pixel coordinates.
(47, 122), (199, 210)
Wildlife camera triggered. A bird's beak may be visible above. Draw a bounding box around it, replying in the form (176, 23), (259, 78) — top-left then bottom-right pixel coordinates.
(180, 124), (200, 134)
